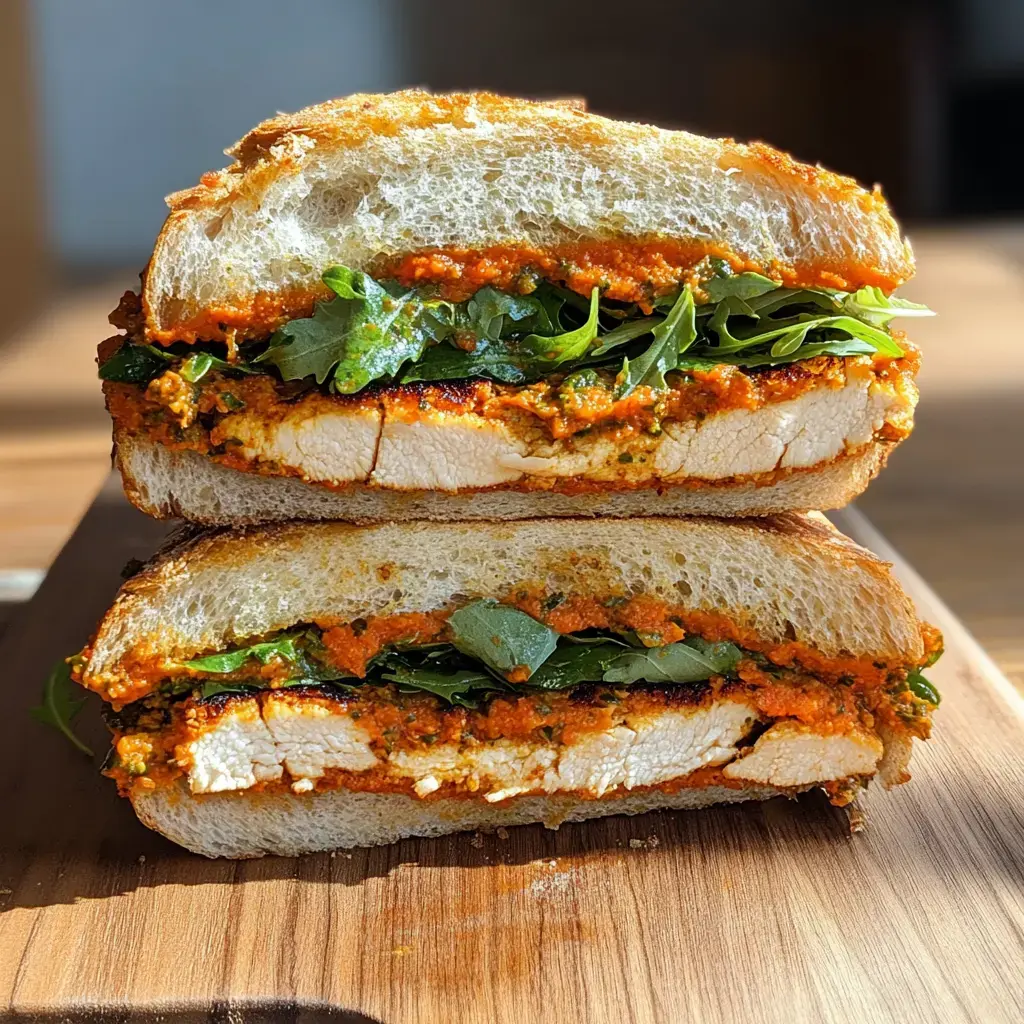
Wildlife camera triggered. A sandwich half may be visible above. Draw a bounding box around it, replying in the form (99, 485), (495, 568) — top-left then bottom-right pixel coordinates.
(73, 515), (941, 858)
(98, 91), (932, 525)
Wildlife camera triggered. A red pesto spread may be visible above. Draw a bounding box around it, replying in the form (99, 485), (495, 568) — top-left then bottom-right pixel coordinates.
(144, 238), (908, 343)
(377, 242), (905, 308)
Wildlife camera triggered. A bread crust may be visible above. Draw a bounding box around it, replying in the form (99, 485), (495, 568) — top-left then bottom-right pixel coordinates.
(142, 90), (914, 341)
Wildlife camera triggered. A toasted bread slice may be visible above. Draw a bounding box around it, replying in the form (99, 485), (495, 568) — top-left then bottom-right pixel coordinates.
(143, 90), (913, 342)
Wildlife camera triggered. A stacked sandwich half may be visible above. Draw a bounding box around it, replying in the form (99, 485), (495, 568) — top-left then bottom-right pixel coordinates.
(72, 92), (941, 857)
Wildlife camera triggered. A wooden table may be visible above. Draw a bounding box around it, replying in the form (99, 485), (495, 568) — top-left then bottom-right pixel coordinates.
(2, 487), (1023, 1021)
(0, 230), (1021, 685)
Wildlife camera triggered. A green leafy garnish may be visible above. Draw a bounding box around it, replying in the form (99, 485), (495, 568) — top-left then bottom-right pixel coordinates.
(602, 638), (743, 685)
(198, 681), (258, 700)
(527, 641), (627, 690)
(399, 336), (536, 385)
(256, 266), (453, 391)
(178, 352), (258, 383)
(99, 261), (933, 399)
(402, 287), (601, 386)
(517, 287), (600, 367)
(447, 600), (559, 678)
(98, 342), (174, 383)
(183, 633), (304, 674)
(840, 286), (936, 327)
(464, 286), (554, 340)
(381, 663), (511, 708)
(906, 669), (941, 706)
(31, 659), (93, 756)
(615, 286), (696, 398)
(702, 271), (779, 303)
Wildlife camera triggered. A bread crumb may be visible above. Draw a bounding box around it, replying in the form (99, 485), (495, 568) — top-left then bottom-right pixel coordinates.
(0, 887), (12, 896)
(469, 832), (485, 848)
(392, 945), (413, 957)
(496, 827), (509, 840)
(629, 835), (660, 850)
(847, 802), (867, 835)
(138, 854), (146, 864)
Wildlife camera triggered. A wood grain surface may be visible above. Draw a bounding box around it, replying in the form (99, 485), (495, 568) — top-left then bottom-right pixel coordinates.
(1, 480), (1022, 1022)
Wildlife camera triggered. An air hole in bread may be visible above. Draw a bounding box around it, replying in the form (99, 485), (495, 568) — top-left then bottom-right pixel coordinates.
(675, 580), (692, 599)
(784, 619), (798, 641)
(299, 182), (370, 226)
(674, 552), (687, 566)
(204, 211), (228, 241)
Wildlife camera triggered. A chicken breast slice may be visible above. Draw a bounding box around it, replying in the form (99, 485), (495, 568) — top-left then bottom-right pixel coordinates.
(654, 374), (909, 481)
(723, 721), (884, 787)
(179, 698), (765, 800)
(200, 369), (910, 490)
(183, 700), (283, 794)
(262, 698), (378, 780)
(371, 411), (528, 490)
(214, 403), (381, 483)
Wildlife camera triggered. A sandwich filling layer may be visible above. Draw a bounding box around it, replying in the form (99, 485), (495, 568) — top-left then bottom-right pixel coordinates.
(85, 594), (941, 807)
(100, 261), (926, 495)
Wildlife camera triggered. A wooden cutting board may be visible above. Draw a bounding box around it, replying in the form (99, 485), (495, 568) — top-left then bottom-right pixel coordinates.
(2, 478), (1023, 1023)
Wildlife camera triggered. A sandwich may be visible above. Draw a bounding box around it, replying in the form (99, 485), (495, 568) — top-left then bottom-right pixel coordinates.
(71, 515), (941, 858)
(98, 91), (933, 525)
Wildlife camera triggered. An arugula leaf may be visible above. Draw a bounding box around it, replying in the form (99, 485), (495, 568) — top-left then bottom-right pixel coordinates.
(465, 287), (550, 341)
(381, 663), (511, 708)
(527, 642), (625, 690)
(256, 266), (453, 391)
(399, 337), (535, 385)
(841, 286), (936, 327)
(676, 338), (876, 371)
(702, 271), (779, 303)
(98, 342), (174, 383)
(402, 289), (607, 386)
(906, 669), (941, 706)
(518, 287), (600, 367)
(602, 638), (743, 685)
(587, 318), (660, 358)
(183, 633), (303, 674)
(198, 681), (258, 699)
(178, 351), (258, 383)
(615, 286), (696, 398)
(30, 659), (93, 756)
(448, 600), (559, 678)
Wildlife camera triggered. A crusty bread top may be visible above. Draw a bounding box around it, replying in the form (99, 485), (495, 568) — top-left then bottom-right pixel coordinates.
(82, 513), (924, 693)
(143, 90), (913, 342)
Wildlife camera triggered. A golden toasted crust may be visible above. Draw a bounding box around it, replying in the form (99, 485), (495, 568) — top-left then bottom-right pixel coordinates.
(168, 91), (893, 220)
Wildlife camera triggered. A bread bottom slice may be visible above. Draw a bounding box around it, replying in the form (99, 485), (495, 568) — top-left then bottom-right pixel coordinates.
(116, 433), (889, 525)
(132, 779), (800, 859)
